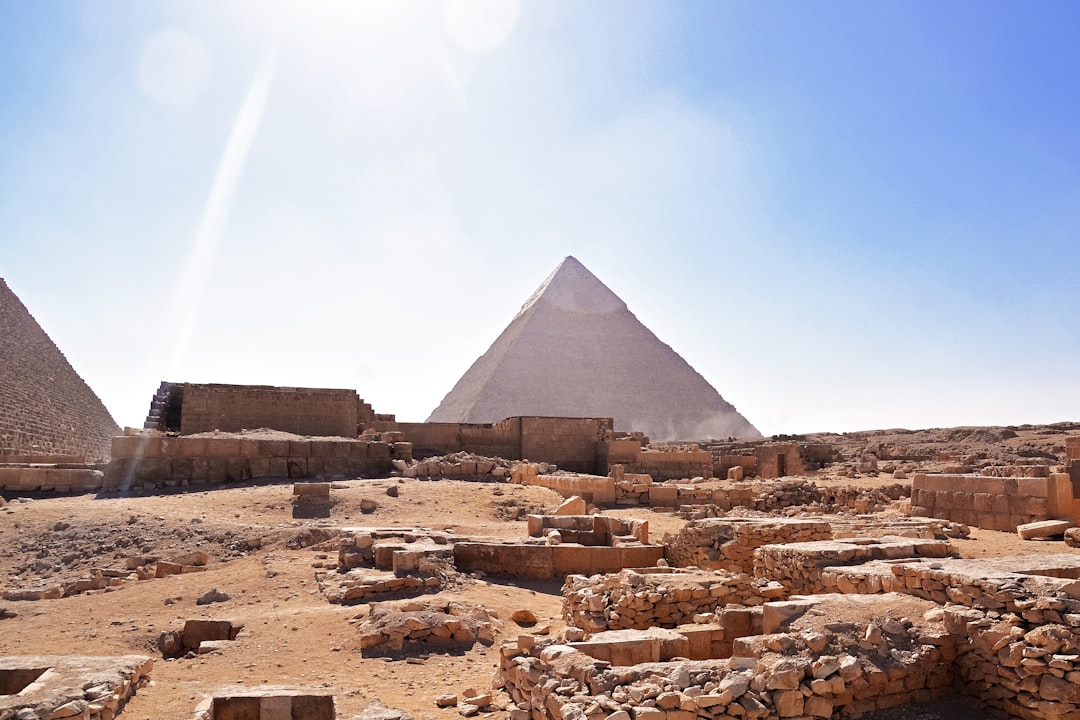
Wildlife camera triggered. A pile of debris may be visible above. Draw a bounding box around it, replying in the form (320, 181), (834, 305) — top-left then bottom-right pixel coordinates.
(357, 600), (502, 655)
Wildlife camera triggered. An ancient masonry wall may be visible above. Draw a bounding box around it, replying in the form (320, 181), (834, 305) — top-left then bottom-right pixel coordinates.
(377, 416), (613, 474)
(0, 463), (105, 493)
(822, 557), (1080, 719)
(519, 416), (613, 474)
(562, 568), (767, 636)
(500, 620), (954, 720)
(0, 279), (120, 461)
(178, 384), (361, 438)
(911, 473), (1073, 531)
(452, 542), (664, 580)
(666, 519), (834, 575)
(104, 434), (399, 491)
(754, 537), (955, 595)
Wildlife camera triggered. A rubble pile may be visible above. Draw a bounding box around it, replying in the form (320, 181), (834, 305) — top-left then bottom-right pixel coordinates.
(500, 598), (955, 720)
(676, 479), (909, 518)
(357, 600), (501, 655)
(411, 452), (515, 480)
(562, 568), (772, 633)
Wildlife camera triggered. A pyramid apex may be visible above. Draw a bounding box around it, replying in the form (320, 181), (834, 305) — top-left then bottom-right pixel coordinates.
(518, 256), (626, 316)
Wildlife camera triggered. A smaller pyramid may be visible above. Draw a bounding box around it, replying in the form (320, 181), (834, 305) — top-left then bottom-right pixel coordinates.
(0, 278), (120, 460)
(428, 257), (761, 441)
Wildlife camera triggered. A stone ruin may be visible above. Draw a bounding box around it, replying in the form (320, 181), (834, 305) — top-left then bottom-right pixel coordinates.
(496, 536), (1080, 720)
(0, 655), (152, 720)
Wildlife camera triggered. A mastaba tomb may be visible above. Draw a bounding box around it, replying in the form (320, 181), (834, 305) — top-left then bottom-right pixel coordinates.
(427, 256), (761, 442)
(0, 278), (119, 462)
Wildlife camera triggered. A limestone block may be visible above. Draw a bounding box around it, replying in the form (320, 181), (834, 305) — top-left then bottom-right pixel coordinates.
(555, 496), (587, 515)
(258, 439), (289, 457)
(293, 482), (330, 497)
(1017, 519), (1074, 540)
(367, 442), (391, 459)
(204, 437), (240, 458)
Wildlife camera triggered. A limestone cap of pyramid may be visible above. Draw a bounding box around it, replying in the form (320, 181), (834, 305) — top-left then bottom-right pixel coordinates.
(515, 255), (627, 318)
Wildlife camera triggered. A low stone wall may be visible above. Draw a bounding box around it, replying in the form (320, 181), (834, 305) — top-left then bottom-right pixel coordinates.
(622, 448), (713, 482)
(453, 542), (664, 579)
(104, 433), (399, 491)
(562, 568), (772, 635)
(526, 514), (648, 544)
(193, 688), (335, 720)
(0, 463), (105, 493)
(666, 518), (833, 574)
(500, 599), (954, 720)
(513, 464), (616, 504)
(911, 473), (1073, 531)
(0, 655), (153, 720)
(754, 537), (955, 595)
(336, 527), (464, 572)
(676, 479), (908, 517)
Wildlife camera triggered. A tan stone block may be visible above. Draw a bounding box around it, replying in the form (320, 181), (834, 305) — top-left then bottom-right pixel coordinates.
(288, 441), (311, 458)
(259, 439), (289, 457)
(204, 437), (241, 457)
(178, 437), (208, 458)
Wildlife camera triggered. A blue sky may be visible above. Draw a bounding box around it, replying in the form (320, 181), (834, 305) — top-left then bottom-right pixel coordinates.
(3, 1), (1079, 436)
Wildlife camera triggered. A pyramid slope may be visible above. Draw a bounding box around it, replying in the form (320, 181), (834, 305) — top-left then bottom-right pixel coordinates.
(428, 258), (761, 441)
(0, 279), (120, 460)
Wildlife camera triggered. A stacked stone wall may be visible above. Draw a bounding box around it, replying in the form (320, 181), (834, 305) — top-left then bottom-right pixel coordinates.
(520, 416), (612, 474)
(911, 473), (1072, 531)
(0, 463), (105, 493)
(667, 519), (833, 574)
(754, 537), (954, 595)
(452, 542), (663, 579)
(562, 568), (767, 634)
(0, 279), (120, 461)
(104, 433), (396, 491)
(178, 384), (360, 438)
(500, 617), (954, 720)
(1068, 437), (1080, 461)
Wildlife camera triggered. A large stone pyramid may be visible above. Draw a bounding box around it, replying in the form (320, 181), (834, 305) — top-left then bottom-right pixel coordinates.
(428, 257), (761, 441)
(0, 278), (120, 460)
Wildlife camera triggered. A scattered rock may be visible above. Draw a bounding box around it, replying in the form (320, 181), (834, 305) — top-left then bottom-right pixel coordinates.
(196, 588), (230, 605)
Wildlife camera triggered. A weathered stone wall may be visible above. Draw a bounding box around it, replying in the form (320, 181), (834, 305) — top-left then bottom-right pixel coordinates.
(513, 463), (617, 504)
(756, 443), (804, 479)
(0, 463), (105, 493)
(104, 433), (396, 491)
(911, 473), (1073, 531)
(500, 614), (954, 720)
(177, 384), (360, 438)
(0, 279), (120, 461)
(452, 542), (664, 579)
(378, 416), (613, 474)
(526, 514), (648, 545)
(667, 518), (834, 575)
(755, 537), (954, 595)
(1068, 437), (1080, 461)
(520, 416), (612, 474)
(562, 568), (767, 634)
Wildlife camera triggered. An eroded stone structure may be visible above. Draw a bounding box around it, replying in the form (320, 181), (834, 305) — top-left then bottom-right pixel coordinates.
(911, 471), (1073, 531)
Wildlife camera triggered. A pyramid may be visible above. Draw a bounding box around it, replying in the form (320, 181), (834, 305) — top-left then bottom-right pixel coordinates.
(428, 257), (762, 441)
(0, 278), (120, 461)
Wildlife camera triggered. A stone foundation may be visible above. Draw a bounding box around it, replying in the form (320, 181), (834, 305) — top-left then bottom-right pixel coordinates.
(911, 473), (1073, 531)
(0, 655), (153, 720)
(500, 593), (954, 720)
(754, 536), (954, 594)
(104, 432), (400, 491)
(666, 518), (833, 574)
(562, 567), (775, 636)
